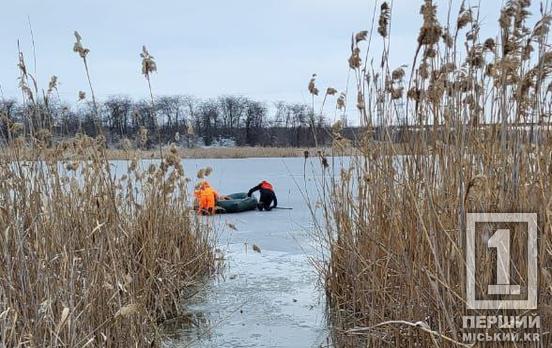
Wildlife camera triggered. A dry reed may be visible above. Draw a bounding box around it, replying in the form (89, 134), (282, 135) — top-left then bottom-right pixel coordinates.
(0, 146), (344, 161)
(316, 1), (552, 346)
(0, 136), (214, 347)
(0, 30), (214, 347)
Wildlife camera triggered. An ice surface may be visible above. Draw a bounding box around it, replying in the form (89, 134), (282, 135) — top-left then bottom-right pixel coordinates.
(161, 156), (349, 348)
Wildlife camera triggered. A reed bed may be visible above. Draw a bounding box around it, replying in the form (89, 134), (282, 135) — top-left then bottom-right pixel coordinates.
(0, 145), (338, 161)
(316, 1), (552, 346)
(0, 32), (214, 347)
(0, 136), (214, 347)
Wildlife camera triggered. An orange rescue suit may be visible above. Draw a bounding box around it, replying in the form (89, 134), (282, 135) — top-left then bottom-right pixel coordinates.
(194, 182), (218, 214)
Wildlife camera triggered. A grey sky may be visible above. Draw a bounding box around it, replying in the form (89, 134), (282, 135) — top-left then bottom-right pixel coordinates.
(0, 1), (544, 108)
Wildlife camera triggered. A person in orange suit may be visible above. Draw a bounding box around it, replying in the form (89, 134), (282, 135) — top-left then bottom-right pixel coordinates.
(194, 181), (219, 215)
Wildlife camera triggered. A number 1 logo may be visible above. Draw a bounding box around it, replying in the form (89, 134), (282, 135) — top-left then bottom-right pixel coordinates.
(466, 213), (538, 310)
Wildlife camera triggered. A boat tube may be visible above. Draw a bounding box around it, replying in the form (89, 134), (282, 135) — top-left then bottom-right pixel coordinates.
(216, 192), (258, 213)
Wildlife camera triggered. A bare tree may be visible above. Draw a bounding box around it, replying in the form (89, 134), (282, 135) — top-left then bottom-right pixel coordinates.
(0, 99), (18, 143)
(243, 99), (267, 146)
(219, 95), (246, 130)
(197, 99), (220, 146)
(104, 96), (132, 137)
(156, 95), (184, 133)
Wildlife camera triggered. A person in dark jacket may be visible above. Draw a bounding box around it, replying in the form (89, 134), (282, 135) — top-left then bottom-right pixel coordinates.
(247, 180), (277, 211)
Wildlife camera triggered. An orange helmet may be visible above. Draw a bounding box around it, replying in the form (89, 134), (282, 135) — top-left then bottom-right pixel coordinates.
(260, 180), (274, 191)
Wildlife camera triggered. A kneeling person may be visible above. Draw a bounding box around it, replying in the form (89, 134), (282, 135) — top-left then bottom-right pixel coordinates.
(247, 180), (277, 211)
(194, 181), (229, 215)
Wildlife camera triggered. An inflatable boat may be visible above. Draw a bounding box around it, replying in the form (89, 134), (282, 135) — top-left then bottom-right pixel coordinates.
(216, 192), (258, 213)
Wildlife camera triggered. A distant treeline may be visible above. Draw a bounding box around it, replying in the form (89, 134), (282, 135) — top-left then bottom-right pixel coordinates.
(0, 95), (356, 148)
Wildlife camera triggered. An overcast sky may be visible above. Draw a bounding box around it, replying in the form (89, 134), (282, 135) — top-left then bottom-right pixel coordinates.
(0, 1), (544, 108)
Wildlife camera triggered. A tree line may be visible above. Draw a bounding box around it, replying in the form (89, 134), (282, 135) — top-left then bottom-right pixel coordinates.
(0, 95), (354, 148)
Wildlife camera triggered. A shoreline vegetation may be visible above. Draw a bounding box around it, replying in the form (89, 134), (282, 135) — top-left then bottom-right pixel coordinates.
(0, 144), (334, 160)
(1, 122), (549, 161)
(314, 0), (552, 347)
(0, 34), (217, 347)
(0, 138), (216, 347)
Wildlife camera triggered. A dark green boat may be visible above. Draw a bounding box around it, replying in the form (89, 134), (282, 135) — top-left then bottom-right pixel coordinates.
(216, 192), (258, 214)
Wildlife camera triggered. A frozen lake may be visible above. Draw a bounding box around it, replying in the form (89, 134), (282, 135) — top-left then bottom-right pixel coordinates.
(154, 156), (349, 348)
